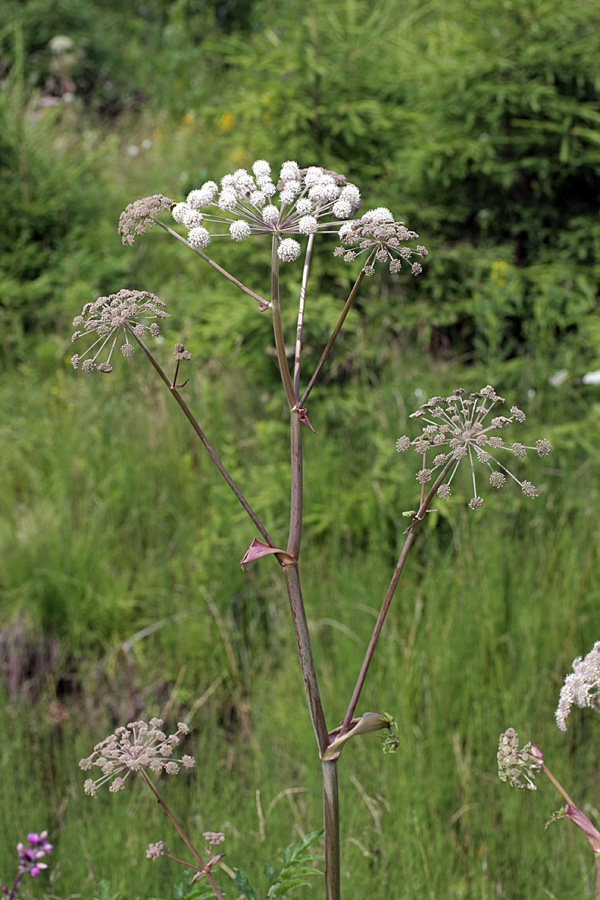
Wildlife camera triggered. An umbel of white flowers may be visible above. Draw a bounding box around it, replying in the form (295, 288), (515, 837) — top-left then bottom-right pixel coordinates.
(396, 385), (552, 509)
(71, 289), (169, 373)
(555, 641), (600, 730)
(115, 159), (428, 275)
(170, 160), (360, 262)
(79, 719), (195, 796)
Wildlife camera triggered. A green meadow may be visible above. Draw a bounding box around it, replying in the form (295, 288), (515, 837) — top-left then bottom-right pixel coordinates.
(1, 0), (600, 897)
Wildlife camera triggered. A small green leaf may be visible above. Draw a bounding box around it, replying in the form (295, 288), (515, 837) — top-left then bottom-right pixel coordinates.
(235, 869), (259, 900)
(263, 861), (275, 881)
(267, 878), (311, 898)
(95, 881), (120, 900)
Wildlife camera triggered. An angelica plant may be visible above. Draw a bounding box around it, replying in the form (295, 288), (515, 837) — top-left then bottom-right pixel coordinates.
(71, 158), (551, 900)
(80, 720), (225, 900)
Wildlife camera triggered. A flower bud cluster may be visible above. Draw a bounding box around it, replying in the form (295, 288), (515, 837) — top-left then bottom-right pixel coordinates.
(396, 385), (551, 509)
(80, 719), (195, 796)
(17, 831), (53, 877)
(1, 831), (53, 896)
(497, 728), (543, 790)
(170, 160), (362, 262)
(71, 289), (169, 374)
(118, 194), (174, 246)
(334, 207), (427, 275)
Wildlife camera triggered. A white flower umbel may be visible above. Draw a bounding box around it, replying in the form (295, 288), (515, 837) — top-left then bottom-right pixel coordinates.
(79, 719), (195, 796)
(396, 385), (552, 509)
(334, 208), (428, 275)
(71, 289), (169, 373)
(556, 642), (600, 731)
(170, 161), (363, 261)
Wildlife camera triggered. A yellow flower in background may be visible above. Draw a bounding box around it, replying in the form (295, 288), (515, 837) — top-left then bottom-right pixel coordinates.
(181, 112), (194, 128)
(491, 260), (508, 287)
(219, 111), (234, 132)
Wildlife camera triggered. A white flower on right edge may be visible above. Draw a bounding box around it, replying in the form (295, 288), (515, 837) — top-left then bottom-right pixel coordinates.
(556, 642), (600, 730)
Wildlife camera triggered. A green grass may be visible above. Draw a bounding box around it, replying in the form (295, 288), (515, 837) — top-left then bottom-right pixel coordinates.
(0, 17), (600, 888)
(1, 344), (600, 899)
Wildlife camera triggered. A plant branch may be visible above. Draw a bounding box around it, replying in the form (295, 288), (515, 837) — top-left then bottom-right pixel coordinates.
(140, 771), (202, 864)
(340, 459), (455, 735)
(270, 237), (296, 408)
(153, 219), (270, 310)
(140, 773), (226, 900)
(287, 408), (303, 558)
(542, 763), (577, 808)
(299, 249), (376, 407)
(283, 565), (329, 754)
(133, 334), (275, 547)
(293, 233), (315, 400)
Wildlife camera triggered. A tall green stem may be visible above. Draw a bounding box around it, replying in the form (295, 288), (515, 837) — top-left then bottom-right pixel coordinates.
(279, 266), (338, 895)
(322, 760), (340, 900)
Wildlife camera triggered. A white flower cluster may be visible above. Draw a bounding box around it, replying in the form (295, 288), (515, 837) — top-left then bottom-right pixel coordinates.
(334, 207), (427, 275)
(71, 289), (169, 374)
(79, 719), (195, 796)
(396, 385), (552, 509)
(556, 642), (600, 731)
(171, 160), (362, 262)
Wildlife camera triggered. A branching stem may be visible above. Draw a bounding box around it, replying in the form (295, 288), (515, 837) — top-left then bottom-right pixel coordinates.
(153, 219), (270, 309)
(340, 458), (456, 735)
(133, 334), (274, 547)
(140, 771), (225, 900)
(541, 763), (577, 808)
(294, 233), (315, 400)
(300, 249), (376, 407)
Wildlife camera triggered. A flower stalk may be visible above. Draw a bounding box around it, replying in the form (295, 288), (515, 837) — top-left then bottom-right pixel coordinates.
(340, 458), (455, 735)
(133, 334), (275, 548)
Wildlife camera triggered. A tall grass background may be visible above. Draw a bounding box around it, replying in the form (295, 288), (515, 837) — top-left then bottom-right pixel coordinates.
(2, 347), (599, 898)
(2, 0), (600, 896)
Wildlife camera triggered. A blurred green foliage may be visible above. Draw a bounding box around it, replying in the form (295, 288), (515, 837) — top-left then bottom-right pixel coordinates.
(2, 0), (599, 377)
